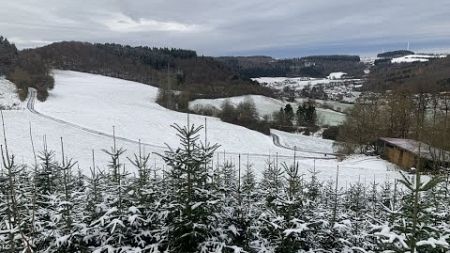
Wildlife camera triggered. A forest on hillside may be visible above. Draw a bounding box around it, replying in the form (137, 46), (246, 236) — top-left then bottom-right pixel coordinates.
(30, 42), (273, 100)
(1, 36), (274, 104)
(217, 55), (366, 79)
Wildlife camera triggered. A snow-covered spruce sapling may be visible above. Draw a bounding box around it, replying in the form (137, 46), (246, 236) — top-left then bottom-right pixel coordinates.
(159, 123), (219, 252)
(259, 158), (284, 211)
(127, 140), (151, 189)
(399, 171), (446, 252)
(276, 161), (307, 252)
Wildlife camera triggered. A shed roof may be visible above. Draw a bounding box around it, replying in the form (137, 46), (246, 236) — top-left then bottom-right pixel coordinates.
(379, 137), (450, 163)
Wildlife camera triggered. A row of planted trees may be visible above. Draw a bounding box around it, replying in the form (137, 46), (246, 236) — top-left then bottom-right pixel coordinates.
(1, 120), (450, 252)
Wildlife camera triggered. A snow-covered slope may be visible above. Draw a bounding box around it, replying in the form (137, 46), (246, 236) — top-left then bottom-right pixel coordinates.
(0, 70), (402, 185)
(391, 54), (446, 63)
(190, 95), (285, 119)
(35, 71), (285, 156)
(271, 129), (335, 154)
(189, 95), (346, 126)
(327, 72), (347, 80)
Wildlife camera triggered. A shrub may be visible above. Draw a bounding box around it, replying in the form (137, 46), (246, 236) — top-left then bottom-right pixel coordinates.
(322, 126), (340, 140)
(17, 88), (28, 101)
(36, 89), (49, 102)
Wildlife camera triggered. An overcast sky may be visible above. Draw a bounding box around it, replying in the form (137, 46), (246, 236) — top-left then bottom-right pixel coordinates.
(1, 0), (450, 58)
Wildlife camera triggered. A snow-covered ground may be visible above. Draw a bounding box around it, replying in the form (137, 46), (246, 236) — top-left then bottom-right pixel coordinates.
(391, 54), (447, 63)
(190, 95), (285, 119)
(327, 72), (347, 80)
(189, 95), (347, 126)
(295, 98), (353, 113)
(271, 129), (335, 154)
(0, 77), (23, 110)
(0, 70), (403, 185)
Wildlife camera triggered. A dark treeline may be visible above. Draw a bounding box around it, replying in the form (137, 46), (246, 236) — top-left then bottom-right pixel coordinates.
(0, 36), (54, 101)
(217, 55), (366, 78)
(1, 122), (449, 252)
(377, 50), (414, 59)
(301, 55), (360, 62)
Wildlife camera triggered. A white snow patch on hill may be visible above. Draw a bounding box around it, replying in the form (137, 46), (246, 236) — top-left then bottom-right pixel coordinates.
(190, 95), (285, 119)
(327, 72), (347, 80)
(391, 54), (447, 63)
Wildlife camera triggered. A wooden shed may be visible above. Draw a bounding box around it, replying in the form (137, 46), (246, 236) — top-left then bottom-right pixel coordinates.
(377, 137), (450, 171)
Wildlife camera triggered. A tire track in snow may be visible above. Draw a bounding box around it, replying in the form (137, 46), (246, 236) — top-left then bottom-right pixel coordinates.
(270, 131), (341, 158)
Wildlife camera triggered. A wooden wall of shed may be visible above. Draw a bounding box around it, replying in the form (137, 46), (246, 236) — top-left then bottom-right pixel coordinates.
(385, 146), (416, 168)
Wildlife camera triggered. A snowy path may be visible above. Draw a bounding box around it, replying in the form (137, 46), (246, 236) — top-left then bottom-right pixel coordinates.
(270, 131), (337, 158)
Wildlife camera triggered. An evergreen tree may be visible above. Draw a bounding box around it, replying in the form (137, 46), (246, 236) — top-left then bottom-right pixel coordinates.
(159, 123), (220, 252)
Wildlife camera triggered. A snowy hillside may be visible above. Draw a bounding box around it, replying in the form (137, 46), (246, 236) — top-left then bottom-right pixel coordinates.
(327, 72), (347, 80)
(35, 71), (286, 156)
(0, 70), (402, 185)
(271, 129), (335, 154)
(189, 95), (347, 126)
(391, 54), (447, 63)
(190, 95), (285, 119)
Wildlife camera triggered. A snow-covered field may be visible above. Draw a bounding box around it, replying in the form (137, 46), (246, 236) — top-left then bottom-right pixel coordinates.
(190, 95), (285, 119)
(0, 70), (403, 185)
(391, 54), (447, 63)
(327, 72), (347, 80)
(295, 98), (353, 113)
(271, 129), (335, 154)
(189, 95), (347, 126)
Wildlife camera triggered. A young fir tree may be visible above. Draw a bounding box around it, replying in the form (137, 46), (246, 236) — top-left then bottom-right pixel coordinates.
(159, 123), (220, 252)
(277, 161), (307, 252)
(254, 159), (285, 251)
(127, 142), (165, 251)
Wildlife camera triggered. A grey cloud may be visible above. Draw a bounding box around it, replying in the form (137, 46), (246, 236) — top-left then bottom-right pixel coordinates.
(1, 0), (449, 57)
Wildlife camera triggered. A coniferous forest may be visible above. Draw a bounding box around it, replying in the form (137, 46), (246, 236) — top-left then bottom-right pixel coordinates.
(1, 119), (449, 253)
